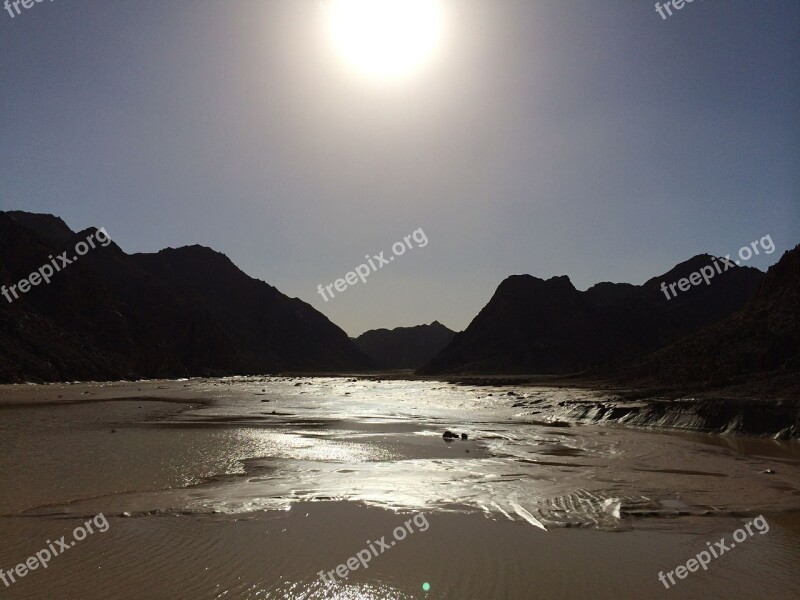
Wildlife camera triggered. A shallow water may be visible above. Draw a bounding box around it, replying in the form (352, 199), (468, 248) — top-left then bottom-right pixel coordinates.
(0, 376), (799, 598)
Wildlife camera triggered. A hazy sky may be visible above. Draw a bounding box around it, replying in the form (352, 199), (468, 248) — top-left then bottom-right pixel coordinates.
(1, 0), (798, 336)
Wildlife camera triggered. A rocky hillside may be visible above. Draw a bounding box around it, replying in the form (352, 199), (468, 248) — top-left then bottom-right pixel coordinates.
(354, 321), (456, 369)
(0, 211), (374, 382)
(419, 255), (763, 375)
(625, 245), (800, 385)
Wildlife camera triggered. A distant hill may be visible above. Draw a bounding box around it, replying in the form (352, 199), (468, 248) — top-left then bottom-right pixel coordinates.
(0, 211), (374, 382)
(353, 321), (456, 369)
(624, 245), (800, 385)
(419, 255), (763, 375)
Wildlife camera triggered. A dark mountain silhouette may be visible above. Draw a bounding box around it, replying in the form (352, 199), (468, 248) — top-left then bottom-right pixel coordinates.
(419, 255), (763, 375)
(624, 245), (800, 385)
(353, 321), (456, 369)
(0, 211), (374, 382)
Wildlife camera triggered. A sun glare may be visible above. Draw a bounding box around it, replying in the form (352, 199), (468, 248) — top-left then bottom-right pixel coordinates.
(322, 0), (443, 81)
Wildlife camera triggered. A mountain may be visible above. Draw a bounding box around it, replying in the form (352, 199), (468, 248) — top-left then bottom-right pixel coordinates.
(0, 211), (374, 382)
(625, 245), (800, 385)
(353, 321), (456, 369)
(419, 255), (763, 375)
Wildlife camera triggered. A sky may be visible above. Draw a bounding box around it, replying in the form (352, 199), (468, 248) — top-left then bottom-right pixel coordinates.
(1, 0), (798, 336)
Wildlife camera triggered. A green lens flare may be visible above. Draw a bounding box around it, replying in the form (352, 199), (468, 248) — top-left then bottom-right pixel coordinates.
(422, 582), (431, 591)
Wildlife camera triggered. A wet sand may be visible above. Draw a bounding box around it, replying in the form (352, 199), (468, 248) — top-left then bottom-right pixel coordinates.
(1, 377), (799, 599)
(0, 504), (799, 599)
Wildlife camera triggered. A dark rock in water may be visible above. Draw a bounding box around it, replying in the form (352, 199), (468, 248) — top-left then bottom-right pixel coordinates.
(110, 429), (117, 433)
(443, 430), (459, 440)
(261, 399), (270, 402)
(507, 391), (517, 396)
(461, 433), (468, 440)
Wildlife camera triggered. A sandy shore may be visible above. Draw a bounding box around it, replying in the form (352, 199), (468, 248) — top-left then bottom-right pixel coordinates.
(1, 503), (799, 599)
(0, 379), (215, 406)
(1, 377), (799, 598)
(4, 374), (796, 439)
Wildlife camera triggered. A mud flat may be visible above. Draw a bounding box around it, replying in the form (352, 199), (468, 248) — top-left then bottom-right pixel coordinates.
(1, 377), (799, 598)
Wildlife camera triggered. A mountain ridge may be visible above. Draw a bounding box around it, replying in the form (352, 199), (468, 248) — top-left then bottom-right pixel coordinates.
(419, 254), (764, 375)
(0, 211), (374, 382)
(354, 321), (456, 369)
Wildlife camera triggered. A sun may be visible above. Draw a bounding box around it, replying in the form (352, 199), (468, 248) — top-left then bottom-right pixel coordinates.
(322, 0), (443, 81)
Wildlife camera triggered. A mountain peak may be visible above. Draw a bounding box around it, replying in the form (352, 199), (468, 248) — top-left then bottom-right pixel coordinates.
(355, 322), (456, 369)
(0, 215), (374, 382)
(420, 255), (765, 375)
(3, 210), (75, 245)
